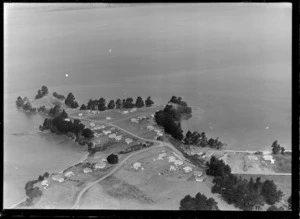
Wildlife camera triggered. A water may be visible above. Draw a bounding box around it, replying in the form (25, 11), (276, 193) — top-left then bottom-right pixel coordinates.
(4, 3), (291, 207)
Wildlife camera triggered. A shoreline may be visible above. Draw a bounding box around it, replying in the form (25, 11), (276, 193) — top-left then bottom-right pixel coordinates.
(9, 133), (90, 209)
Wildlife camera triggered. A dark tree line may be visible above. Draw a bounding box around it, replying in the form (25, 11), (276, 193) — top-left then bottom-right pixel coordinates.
(16, 96), (37, 112)
(40, 110), (94, 139)
(80, 96), (154, 111)
(154, 97), (193, 141)
(53, 92), (65, 100)
(207, 156), (284, 210)
(184, 131), (226, 149)
(65, 93), (79, 109)
(35, 86), (49, 99)
(179, 193), (219, 210)
(271, 140), (285, 155)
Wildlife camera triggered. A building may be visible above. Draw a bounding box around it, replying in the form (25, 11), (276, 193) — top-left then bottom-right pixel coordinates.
(64, 118), (70, 122)
(137, 116), (147, 120)
(133, 162), (141, 170)
(263, 155), (275, 164)
(263, 151), (272, 155)
(194, 171), (203, 177)
(78, 113), (83, 116)
(95, 162), (106, 169)
(123, 111), (129, 114)
(64, 171), (75, 178)
(150, 114), (154, 118)
(130, 108), (137, 113)
(41, 179), (49, 187)
(52, 175), (64, 183)
(131, 118), (138, 123)
(106, 117), (111, 120)
(169, 165), (176, 171)
(101, 158), (107, 163)
(115, 135), (122, 141)
(90, 123), (95, 127)
(91, 111), (97, 114)
(108, 133), (117, 139)
(83, 168), (92, 173)
(183, 166), (192, 173)
(147, 125), (155, 131)
(248, 155), (258, 161)
(174, 160), (183, 166)
(195, 176), (203, 182)
(125, 138), (133, 144)
(156, 132), (163, 137)
(157, 153), (167, 160)
(103, 130), (112, 135)
(99, 125), (105, 129)
(168, 156), (176, 163)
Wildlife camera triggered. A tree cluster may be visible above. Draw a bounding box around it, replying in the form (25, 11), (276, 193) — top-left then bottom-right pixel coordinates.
(65, 93), (79, 109)
(80, 96), (154, 111)
(35, 86), (49, 99)
(184, 131), (226, 149)
(207, 156), (284, 210)
(107, 154), (118, 164)
(40, 111), (93, 139)
(179, 193), (219, 210)
(271, 140), (285, 155)
(16, 96), (37, 112)
(53, 92), (65, 100)
(24, 180), (42, 206)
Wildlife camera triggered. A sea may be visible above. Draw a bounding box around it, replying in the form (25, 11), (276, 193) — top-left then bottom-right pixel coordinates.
(4, 3), (291, 208)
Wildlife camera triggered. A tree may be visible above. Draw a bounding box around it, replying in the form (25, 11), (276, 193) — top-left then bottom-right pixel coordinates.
(53, 92), (65, 100)
(71, 101), (79, 109)
(206, 156), (231, 178)
(61, 110), (68, 119)
(122, 99), (126, 108)
(43, 172), (49, 178)
(280, 147), (285, 155)
(124, 97), (134, 108)
(80, 104), (87, 110)
(41, 86), (49, 96)
(145, 96), (154, 107)
(38, 175), (44, 181)
(22, 102), (33, 111)
(179, 193), (219, 210)
(135, 96), (145, 108)
(107, 100), (115, 109)
(82, 128), (94, 138)
(107, 154), (118, 164)
(35, 90), (43, 99)
(116, 99), (122, 109)
(261, 180), (284, 205)
(98, 98), (106, 111)
(16, 96), (24, 107)
(271, 141), (281, 155)
(65, 93), (75, 107)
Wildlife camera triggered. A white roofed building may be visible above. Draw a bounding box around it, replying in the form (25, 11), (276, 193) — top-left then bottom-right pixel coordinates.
(115, 135), (122, 141)
(157, 153), (167, 160)
(174, 160), (183, 166)
(83, 168), (92, 173)
(133, 162), (142, 170)
(131, 118), (138, 123)
(78, 113), (83, 116)
(108, 133), (117, 139)
(147, 125), (155, 131)
(168, 156), (176, 163)
(106, 117), (111, 120)
(64, 171), (75, 178)
(103, 130), (112, 135)
(95, 162), (106, 169)
(125, 138), (133, 144)
(263, 155), (275, 164)
(123, 111), (129, 114)
(64, 118), (70, 122)
(169, 165), (176, 171)
(52, 175), (64, 183)
(194, 171), (203, 177)
(90, 123), (95, 127)
(183, 166), (192, 173)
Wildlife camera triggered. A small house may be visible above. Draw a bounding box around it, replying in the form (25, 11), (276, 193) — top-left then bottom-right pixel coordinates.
(106, 117), (111, 120)
(147, 125), (155, 131)
(157, 153), (167, 160)
(195, 176), (203, 182)
(174, 160), (183, 166)
(41, 179), (49, 187)
(157, 132), (163, 137)
(101, 158), (107, 163)
(130, 108), (137, 113)
(108, 133), (117, 139)
(78, 113), (83, 117)
(95, 162), (106, 169)
(194, 171), (203, 177)
(64, 118), (70, 122)
(115, 135), (122, 141)
(90, 123), (95, 127)
(103, 130), (112, 135)
(52, 175), (64, 183)
(263, 155), (275, 164)
(123, 111), (129, 114)
(133, 162), (141, 170)
(169, 165), (176, 171)
(64, 171), (75, 178)
(168, 156), (176, 163)
(125, 138), (133, 144)
(83, 168), (92, 173)
(131, 118), (138, 123)
(137, 116), (146, 120)
(150, 114), (154, 118)
(183, 166), (192, 173)
(99, 125), (105, 129)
